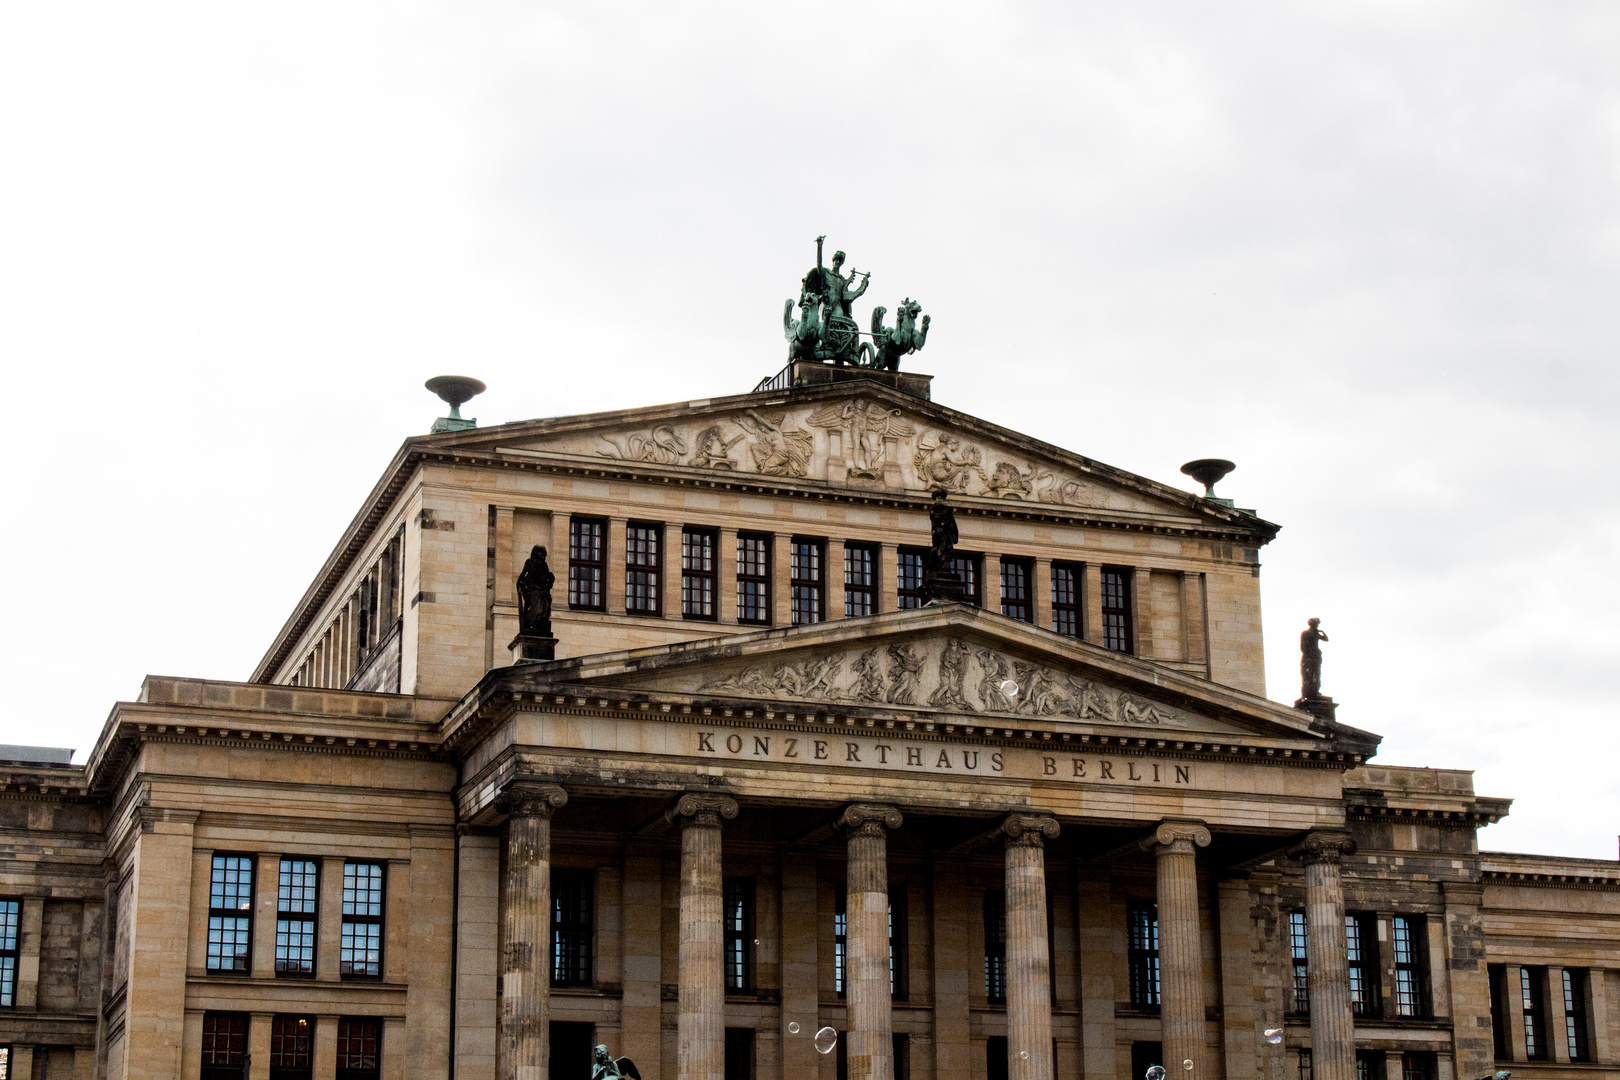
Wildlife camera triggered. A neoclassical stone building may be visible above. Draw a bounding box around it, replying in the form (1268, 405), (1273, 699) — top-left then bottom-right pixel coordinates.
(0, 364), (1614, 1080)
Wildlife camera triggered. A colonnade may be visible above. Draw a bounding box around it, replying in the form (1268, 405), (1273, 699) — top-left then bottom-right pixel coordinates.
(495, 785), (1358, 1080)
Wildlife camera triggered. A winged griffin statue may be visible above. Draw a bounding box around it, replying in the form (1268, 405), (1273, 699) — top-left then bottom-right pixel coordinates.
(783, 236), (931, 369)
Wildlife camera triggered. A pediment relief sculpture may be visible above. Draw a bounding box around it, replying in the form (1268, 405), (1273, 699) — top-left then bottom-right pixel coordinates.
(510, 397), (1171, 513)
(691, 636), (1188, 726)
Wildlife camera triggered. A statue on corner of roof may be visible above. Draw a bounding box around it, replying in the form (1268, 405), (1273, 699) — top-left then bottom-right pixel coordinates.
(592, 1045), (642, 1080)
(516, 545), (555, 638)
(1299, 617), (1328, 700)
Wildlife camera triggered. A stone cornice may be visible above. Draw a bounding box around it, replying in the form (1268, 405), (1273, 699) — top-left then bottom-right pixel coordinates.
(1480, 852), (1620, 889)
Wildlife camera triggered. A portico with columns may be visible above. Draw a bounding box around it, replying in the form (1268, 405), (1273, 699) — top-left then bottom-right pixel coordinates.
(443, 603), (1385, 1080)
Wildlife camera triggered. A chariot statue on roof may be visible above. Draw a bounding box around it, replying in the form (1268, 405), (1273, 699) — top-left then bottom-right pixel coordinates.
(781, 236), (931, 370)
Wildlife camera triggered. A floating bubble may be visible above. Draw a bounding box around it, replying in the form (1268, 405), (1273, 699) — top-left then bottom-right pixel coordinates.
(1019, 1051), (1030, 1060)
(753, 939), (761, 946)
(814, 1027), (838, 1055)
(1146, 1067), (1166, 1080)
(1264, 1029), (1283, 1045)
(787, 1023), (800, 1035)
(1000, 679), (1019, 697)
(1183, 1061), (1195, 1072)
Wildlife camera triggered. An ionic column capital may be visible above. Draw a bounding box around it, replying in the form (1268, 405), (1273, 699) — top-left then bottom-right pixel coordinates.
(835, 803), (904, 838)
(1142, 818), (1212, 856)
(1000, 812), (1060, 848)
(665, 792), (740, 830)
(495, 781), (568, 819)
(1289, 828), (1357, 867)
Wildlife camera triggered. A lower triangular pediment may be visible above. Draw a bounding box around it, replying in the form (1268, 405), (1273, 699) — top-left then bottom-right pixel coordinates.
(551, 605), (1361, 747)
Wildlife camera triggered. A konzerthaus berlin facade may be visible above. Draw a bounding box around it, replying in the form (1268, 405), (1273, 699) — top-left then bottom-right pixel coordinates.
(0, 363), (1614, 1080)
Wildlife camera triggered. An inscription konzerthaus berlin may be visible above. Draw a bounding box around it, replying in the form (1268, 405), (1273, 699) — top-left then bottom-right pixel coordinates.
(1, 245), (1615, 1080)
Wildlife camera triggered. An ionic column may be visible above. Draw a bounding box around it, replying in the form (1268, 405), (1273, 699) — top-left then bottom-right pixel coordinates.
(498, 782), (568, 1080)
(1291, 830), (1358, 1080)
(1143, 819), (1212, 1077)
(666, 793), (739, 1080)
(836, 804), (903, 1080)
(1003, 813), (1061, 1080)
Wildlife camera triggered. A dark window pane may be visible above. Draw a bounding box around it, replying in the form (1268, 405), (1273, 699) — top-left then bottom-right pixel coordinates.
(337, 1017), (381, 1080)
(897, 549), (926, 609)
(202, 1012), (249, 1080)
(724, 878), (754, 992)
(737, 535), (771, 623)
(1128, 900), (1160, 1007)
(568, 518), (606, 610)
(983, 890), (1006, 1004)
(682, 528), (717, 619)
(552, 869), (593, 987)
(1000, 558), (1031, 622)
(790, 540), (824, 625)
(1101, 568), (1133, 652)
(626, 523), (662, 614)
(1290, 911), (1310, 1013)
(844, 543), (877, 617)
(1052, 563), (1080, 637)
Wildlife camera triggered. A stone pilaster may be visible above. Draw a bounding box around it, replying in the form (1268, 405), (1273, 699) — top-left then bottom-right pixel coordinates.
(1291, 830), (1357, 1080)
(836, 804), (904, 1080)
(1002, 813), (1060, 1080)
(665, 793), (739, 1080)
(1143, 819), (1212, 1077)
(498, 782), (568, 1080)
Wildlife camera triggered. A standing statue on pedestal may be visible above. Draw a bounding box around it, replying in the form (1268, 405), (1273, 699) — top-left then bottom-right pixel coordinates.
(516, 546), (555, 637)
(922, 489), (965, 604)
(781, 236), (930, 369)
(1300, 617), (1328, 700)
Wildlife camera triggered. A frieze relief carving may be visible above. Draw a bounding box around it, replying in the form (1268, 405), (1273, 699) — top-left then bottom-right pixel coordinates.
(694, 637), (1187, 725)
(541, 398), (1166, 511)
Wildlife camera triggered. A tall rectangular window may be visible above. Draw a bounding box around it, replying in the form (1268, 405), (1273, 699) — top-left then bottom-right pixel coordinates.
(201, 1012), (249, 1080)
(1564, 968), (1589, 1061)
(983, 889), (1006, 1004)
(947, 554), (982, 607)
(724, 877), (754, 993)
(1052, 562), (1081, 637)
(999, 558), (1032, 622)
(1392, 915), (1425, 1017)
(725, 1028), (755, 1080)
(1489, 964), (1510, 1060)
(0, 899), (17, 1007)
(1346, 913), (1377, 1016)
(896, 548), (927, 609)
(834, 890), (847, 997)
(1355, 1051), (1386, 1080)
(790, 539), (825, 625)
(568, 517), (606, 610)
(270, 1015), (314, 1080)
(1127, 900), (1160, 1007)
(1101, 568), (1134, 652)
(1400, 1053), (1435, 1080)
(737, 534), (771, 623)
(844, 543), (877, 617)
(682, 528), (717, 619)
(552, 869), (593, 987)
(889, 886), (907, 999)
(336, 1017), (381, 1080)
(340, 862), (383, 979)
(207, 855), (254, 974)
(1521, 966), (1547, 1060)
(276, 859), (318, 977)
(625, 522), (662, 615)
(1297, 1049), (1312, 1080)
(1289, 911), (1310, 1013)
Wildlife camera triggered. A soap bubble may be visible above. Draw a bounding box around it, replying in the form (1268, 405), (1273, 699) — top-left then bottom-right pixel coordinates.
(788, 1023), (800, 1035)
(814, 1027), (838, 1055)
(1183, 1060), (1195, 1072)
(1000, 679), (1019, 697)
(753, 939), (761, 946)
(1264, 1029), (1283, 1045)
(1146, 1067), (1166, 1080)
(1019, 1051), (1030, 1060)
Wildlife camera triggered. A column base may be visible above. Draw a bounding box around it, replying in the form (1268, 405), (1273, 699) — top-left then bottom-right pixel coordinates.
(510, 633), (558, 663)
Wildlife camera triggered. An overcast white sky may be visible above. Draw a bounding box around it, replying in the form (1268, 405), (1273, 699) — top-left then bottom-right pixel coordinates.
(2, 4), (1615, 858)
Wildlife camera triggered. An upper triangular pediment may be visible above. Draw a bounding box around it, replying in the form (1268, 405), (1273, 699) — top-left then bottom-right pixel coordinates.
(538, 606), (1365, 748)
(435, 380), (1268, 529)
